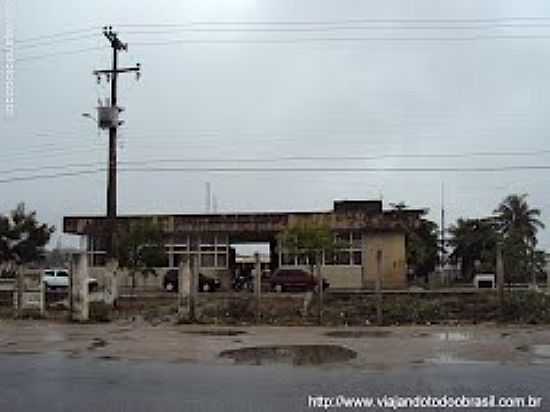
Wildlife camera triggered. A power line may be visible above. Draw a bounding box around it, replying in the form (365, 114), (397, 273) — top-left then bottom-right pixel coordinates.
(2, 165), (550, 185)
(14, 26), (101, 44)
(118, 23), (550, 35)
(116, 17), (550, 26)
(14, 31), (550, 63)
(16, 33), (101, 50)
(0, 169), (105, 184)
(15, 46), (103, 63)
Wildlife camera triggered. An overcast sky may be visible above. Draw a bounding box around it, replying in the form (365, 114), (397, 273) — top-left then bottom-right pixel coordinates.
(2, 0), (550, 250)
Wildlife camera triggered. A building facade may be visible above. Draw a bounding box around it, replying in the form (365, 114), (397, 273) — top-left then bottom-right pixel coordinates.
(63, 200), (424, 290)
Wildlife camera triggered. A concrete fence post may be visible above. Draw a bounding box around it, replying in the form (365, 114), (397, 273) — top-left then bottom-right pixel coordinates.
(70, 253), (89, 322)
(376, 249), (383, 326)
(189, 255), (197, 322)
(178, 259), (191, 318)
(254, 252), (262, 324)
(496, 242), (505, 315)
(39, 271), (46, 317)
(317, 261), (324, 326)
(15, 266), (24, 317)
(104, 259), (119, 307)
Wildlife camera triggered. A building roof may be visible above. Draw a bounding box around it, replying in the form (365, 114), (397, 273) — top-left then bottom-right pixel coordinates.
(64, 200), (426, 236)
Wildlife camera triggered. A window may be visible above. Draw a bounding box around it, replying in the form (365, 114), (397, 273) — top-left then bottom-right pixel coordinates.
(297, 254), (309, 265)
(352, 251), (362, 265)
(57, 271), (69, 277)
(88, 235), (107, 267)
(91, 253), (106, 267)
(323, 232), (362, 266)
(216, 254), (227, 268)
(282, 253), (296, 266)
(190, 236), (199, 251)
(324, 252), (335, 265)
(200, 253), (216, 267)
(336, 251), (351, 265)
(352, 232), (362, 249)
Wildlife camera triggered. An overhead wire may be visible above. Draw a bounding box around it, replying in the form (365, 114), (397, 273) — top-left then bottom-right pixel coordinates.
(1, 165), (550, 185)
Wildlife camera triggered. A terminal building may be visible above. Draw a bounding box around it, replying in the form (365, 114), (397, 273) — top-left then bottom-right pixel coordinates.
(63, 200), (425, 290)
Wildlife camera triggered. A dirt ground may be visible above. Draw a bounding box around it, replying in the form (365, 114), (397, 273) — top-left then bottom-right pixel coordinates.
(1, 320), (550, 369)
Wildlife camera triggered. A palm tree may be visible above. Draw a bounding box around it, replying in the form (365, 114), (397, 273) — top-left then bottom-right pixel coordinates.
(448, 218), (498, 281)
(495, 194), (544, 242)
(494, 194), (545, 284)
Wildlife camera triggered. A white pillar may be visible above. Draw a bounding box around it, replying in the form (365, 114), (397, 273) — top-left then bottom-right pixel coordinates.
(70, 253), (89, 322)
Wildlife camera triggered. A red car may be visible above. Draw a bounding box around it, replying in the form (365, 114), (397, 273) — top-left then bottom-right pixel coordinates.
(269, 268), (329, 293)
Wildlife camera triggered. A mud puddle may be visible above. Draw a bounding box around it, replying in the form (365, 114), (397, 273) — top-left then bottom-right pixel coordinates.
(532, 345), (550, 358)
(219, 345), (357, 366)
(426, 353), (496, 365)
(326, 330), (391, 338)
(182, 330), (246, 337)
(87, 338), (108, 351)
(436, 332), (473, 342)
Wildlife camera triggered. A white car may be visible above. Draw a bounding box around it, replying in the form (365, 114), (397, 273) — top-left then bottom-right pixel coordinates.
(43, 269), (98, 291)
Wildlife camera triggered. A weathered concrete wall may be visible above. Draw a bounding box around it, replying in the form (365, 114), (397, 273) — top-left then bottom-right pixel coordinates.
(364, 232), (407, 289)
(89, 266), (229, 292)
(321, 266), (362, 289)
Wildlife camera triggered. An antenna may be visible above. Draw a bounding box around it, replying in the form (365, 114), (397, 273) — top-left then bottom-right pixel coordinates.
(213, 195), (218, 214)
(205, 182), (211, 213)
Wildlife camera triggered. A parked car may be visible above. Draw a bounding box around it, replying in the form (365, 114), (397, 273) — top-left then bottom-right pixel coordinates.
(43, 269), (69, 289)
(269, 268), (329, 293)
(42, 269), (98, 291)
(163, 269), (221, 293)
(232, 272), (254, 291)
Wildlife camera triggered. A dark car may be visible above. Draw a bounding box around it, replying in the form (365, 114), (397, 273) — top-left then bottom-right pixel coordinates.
(163, 269), (221, 293)
(269, 268), (329, 293)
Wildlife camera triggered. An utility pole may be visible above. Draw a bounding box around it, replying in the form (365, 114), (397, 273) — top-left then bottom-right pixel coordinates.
(440, 181), (446, 269)
(93, 26), (141, 256)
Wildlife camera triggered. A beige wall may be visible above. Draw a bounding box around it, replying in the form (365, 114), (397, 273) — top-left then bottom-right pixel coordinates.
(276, 231), (407, 289)
(363, 232), (407, 289)
(321, 266), (363, 289)
(87, 231), (408, 291)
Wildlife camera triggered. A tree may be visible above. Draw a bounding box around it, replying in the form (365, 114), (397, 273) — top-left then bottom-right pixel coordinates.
(406, 218), (439, 281)
(114, 220), (167, 289)
(448, 217), (498, 281)
(389, 203), (439, 281)
(0, 203), (54, 269)
(494, 194), (545, 284)
(278, 220), (342, 324)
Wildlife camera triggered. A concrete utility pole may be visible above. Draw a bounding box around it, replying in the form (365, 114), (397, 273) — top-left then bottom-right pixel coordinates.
(93, 26), (141, 256)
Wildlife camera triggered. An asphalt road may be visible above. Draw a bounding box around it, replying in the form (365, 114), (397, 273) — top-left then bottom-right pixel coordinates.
(1, 354), (549, 412)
